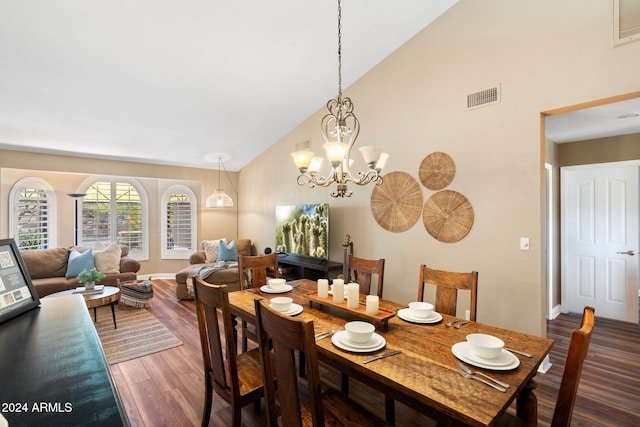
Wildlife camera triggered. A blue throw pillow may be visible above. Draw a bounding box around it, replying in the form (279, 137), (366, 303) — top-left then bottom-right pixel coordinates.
(65, 249), (95, 278)
(217, 240), (238, 262)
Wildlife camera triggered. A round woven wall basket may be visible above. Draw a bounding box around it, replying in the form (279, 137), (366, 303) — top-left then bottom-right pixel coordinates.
(419, 152), (456, 190)
(422, 190), (474, 243)
(370, 171), (423, 233)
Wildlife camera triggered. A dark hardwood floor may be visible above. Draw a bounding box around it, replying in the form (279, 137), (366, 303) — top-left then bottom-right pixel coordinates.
(111, 279), (640, 426)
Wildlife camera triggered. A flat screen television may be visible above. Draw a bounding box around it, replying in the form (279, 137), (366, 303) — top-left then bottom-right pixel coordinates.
(275, 204), (329, 259)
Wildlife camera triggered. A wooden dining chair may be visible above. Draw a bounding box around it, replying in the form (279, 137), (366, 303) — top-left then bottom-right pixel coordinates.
(193, 275), (265, 427)
(496, 306), (595, 427)
(417, 265), (478, 321)
(254, 298), (390, 427)
(346, 255), (385, 297)
(238, 253), (279, 351)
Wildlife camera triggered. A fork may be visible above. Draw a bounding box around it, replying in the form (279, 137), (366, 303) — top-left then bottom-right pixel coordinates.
(454, 320), (469, 329)
(457, 368), (507, 392)
(445, 318), (461, 328)
(457, 362), (510, 388)
(315, 328), (342, 341)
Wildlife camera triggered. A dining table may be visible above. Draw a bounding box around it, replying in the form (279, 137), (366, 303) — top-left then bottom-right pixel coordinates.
(227, 279), (553, 427)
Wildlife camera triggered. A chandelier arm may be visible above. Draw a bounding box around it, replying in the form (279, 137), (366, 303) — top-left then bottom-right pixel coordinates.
(296, 171), (339, 189)
(342, 169), (381, 186)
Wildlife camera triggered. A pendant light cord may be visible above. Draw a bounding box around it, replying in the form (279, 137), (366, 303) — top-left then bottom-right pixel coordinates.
(218, 157), (237, 195)
(337, 0), (342, 98)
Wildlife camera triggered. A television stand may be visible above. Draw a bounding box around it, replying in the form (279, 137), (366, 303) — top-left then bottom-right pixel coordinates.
(277, 254), (342, 281)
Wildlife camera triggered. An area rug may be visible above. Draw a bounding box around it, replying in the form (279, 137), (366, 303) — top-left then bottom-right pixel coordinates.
(94, 305), (182, 365)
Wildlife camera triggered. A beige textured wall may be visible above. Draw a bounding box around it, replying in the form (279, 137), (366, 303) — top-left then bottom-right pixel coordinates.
(558, 134), (640, 166)
(0, 149), (239, 275)
(239, 0), (640, 335)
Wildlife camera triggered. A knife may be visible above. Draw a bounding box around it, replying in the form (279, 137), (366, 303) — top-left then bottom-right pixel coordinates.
(505, 347), (533, 358)
(363, 350), (402, 364)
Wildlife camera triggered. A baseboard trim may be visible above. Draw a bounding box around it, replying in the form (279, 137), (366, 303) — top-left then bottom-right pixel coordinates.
(538, 355), (552, 374)
(138, 273), (176, 280)
(548, 304), (562, 320)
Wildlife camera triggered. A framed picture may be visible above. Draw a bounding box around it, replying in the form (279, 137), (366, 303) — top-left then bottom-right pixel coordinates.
(614, 0), (640, 46)
(0, 238), (40, 324)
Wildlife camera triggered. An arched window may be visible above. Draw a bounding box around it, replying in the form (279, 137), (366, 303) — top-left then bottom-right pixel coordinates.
(78, 177), (148, 260)
(161, 185), (197, 259)
(9, 178), (57, 250)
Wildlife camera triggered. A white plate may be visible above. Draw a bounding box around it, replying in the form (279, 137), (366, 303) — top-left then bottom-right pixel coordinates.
(270, 303), (303, 316)
(332, 331), (386, 352)
(260, 284), (293, 294)
(452, 342), (520, 370)
(397, 308), (443, 324)
(337, 331), (382, 350)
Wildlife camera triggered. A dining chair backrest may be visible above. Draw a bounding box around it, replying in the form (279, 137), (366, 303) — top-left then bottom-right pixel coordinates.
(238, 253), (279, 290)
(496, 306), (595, 427)
(346, 255), (385, 297)
(551, 305), (595, 427)
(193, 275), (264, 427)
(255, 298), (389, 427)
(417, 265), (478, 321)
(255, 298), (324, 427)
(238, 253), (280, 351)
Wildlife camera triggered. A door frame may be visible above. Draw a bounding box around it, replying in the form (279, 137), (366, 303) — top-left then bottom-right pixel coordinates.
(541, 91), (640, 322)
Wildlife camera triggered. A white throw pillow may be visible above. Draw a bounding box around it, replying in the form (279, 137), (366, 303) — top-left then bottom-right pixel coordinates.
(93, 242), (122, 274)
(202, 238), (226, 263)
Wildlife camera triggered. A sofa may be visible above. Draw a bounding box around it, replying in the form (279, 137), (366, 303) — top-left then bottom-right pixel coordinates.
(21, 244), (141, 297)
(175, 238), (253, 299)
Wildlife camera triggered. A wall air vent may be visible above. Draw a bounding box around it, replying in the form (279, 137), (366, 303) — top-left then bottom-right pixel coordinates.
(295, 140), (311, 151)
(467, 84), (501, 109)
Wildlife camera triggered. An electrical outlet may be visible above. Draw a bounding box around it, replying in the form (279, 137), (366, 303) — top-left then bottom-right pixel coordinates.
(465, 310), (470, 320)
(520, 237), (530, 251)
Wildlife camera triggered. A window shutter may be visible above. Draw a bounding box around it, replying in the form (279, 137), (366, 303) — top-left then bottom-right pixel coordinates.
(16, 187), (49, 250)
(166, 193), (192, 250)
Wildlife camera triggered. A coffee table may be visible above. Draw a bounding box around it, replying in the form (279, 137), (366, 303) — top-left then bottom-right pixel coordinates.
(43, 286), (121, 328)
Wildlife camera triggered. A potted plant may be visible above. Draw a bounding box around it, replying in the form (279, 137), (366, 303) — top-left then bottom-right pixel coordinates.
(77, 268), (106, 290)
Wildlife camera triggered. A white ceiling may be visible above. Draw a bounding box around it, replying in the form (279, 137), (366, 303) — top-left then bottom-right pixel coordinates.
(2, 1), (637, 172)
(0, 0), (459, 171)
(546, 97), (640, 143)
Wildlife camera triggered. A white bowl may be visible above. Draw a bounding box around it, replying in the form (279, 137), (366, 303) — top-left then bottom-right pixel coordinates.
(466, 333), (505, 359)
(270, 297), (293, 312)
(268, 278), (286, 290)
(344, 321), (375, 344)
(408, 302), (434, 319)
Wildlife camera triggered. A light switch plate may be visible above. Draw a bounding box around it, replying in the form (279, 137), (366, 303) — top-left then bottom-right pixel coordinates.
(520, 237), (530, 250)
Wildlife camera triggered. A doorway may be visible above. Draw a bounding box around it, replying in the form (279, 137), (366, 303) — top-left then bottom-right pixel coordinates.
(543, 91), (640, 323)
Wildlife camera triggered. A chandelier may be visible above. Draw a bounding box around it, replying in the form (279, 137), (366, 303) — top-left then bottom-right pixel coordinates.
(291, 0), (388, 197)
(205, 157), (235, 208)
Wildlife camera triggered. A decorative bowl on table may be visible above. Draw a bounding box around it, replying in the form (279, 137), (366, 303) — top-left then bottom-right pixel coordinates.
(270, 297), (293, 312)
(408, 301), (434, 319)
(344, 321), (375, 344)
(466, 333), (504, 359)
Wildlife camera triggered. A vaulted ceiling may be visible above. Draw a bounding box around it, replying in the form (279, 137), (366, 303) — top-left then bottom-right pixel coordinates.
(2, 1), (637, 172)
(0, 0), (459, 170)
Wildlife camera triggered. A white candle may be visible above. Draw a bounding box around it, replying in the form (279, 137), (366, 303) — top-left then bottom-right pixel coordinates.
(332, 279), (344, 303)
(317, 279), (329, 298)
(366, 295), (379, 315)
(347, 283), (360, 309)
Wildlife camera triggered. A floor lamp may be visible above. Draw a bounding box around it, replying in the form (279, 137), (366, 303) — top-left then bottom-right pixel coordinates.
(67, 193), (86, 246)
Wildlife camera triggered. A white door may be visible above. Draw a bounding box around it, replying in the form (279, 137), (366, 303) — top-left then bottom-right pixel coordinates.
(562, 163), (639, 323)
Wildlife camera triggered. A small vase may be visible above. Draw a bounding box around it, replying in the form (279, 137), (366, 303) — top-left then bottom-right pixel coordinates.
(85, 281), (96, 290)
